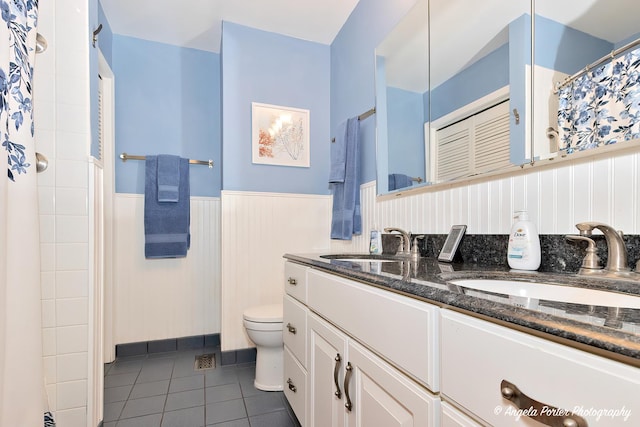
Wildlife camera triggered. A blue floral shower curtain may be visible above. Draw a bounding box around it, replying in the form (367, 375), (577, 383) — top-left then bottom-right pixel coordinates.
(0, 1), (50, 426)
(558, 46), (640, 153)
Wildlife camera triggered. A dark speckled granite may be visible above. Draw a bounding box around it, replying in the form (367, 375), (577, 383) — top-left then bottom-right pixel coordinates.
(284, 253), (640, 367)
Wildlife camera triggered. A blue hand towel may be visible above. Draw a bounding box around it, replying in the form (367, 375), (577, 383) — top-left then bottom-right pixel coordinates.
(388, 173), (413, 191)
(329, 120), (348, 183)
(144, 156), (191, 258)
(330, 117), (361, 240)
(157, 154), (181, 202)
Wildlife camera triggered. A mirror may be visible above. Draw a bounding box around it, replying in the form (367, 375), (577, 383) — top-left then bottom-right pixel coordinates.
(375, 0), (532, 196)
(375, 0), (429, 194)
(428, 0), (531, 183)
(533, 0), (640, 161)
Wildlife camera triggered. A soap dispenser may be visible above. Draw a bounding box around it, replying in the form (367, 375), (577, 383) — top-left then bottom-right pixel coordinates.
(507, 210), (541, 270)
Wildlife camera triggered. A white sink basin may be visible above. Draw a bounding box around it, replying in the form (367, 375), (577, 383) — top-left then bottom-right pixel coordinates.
(450, 279), (640, 309)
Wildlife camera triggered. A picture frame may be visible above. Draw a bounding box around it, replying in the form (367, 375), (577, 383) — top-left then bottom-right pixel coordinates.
(438, 224), (467, 262)
(252, 102), (310, 167)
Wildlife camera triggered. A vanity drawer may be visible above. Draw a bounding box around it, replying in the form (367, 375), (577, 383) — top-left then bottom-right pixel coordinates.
(285, 261), (307, 303)
(284, 346), (307, 427)
(441, 309), (640, 426)
(307, 268), (439, 391)
(283, 294), (308, 367)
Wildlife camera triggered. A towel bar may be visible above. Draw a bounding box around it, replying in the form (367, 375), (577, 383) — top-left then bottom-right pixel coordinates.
(331, 107), (376, 142)
(119, 153), (213, 168)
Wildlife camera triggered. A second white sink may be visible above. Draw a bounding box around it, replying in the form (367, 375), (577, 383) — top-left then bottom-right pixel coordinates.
(450, 279), (640, 309)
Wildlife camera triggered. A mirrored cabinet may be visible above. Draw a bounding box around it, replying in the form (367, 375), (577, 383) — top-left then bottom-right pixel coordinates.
(375, 0), (640, 196)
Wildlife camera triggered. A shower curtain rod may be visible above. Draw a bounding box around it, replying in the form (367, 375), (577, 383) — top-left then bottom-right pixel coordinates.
(119, 152), (214, 168)
(555, 36), (640, 93)
(331, 107), (376, 142)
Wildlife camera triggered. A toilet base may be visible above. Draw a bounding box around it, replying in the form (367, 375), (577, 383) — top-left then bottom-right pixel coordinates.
(254, 345), (283, 391)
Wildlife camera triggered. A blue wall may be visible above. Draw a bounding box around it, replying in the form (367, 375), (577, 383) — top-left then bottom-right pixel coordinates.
(386, 87), (425, 182)
(221, 22), (331, 194)
(97, 0), (113, 67)
(535, 15), (611, 75)
(113, 35), (221, 197)
(431, 44), (510, 121)
(330, 0), (417, 185)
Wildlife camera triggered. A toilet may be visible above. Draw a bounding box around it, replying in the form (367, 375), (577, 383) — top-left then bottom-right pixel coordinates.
(243, 303), (284, 391)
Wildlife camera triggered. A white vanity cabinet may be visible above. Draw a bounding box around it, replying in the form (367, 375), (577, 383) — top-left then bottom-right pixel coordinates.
(305, 267), (440, 427)
(440, 309), (640, 426)
(283, 262), (309, 426)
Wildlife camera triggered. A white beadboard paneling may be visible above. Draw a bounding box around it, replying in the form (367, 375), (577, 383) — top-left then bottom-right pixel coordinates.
(612, 154), (636, 232)
(221, 191), (331, 351)
(335, 148), (640, 251)
(113, 194), (221, 344)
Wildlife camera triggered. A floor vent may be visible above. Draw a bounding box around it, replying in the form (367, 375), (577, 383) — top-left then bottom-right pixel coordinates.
(194, 353), (216, 371)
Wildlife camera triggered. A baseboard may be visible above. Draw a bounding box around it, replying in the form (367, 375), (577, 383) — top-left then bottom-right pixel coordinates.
(115, 333), (221, 358)
(220, 348), (257, 366)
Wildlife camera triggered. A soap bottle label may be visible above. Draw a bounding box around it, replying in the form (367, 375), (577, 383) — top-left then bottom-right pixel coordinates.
(508, 229), (529, 260)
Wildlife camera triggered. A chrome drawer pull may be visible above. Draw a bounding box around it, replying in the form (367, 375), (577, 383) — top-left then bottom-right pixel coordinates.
(287, 277), (297, 285)
(344, 362), (353, 411)
(333, 354), (342, 399)
(286, 323), (297, 334)
(287, 378), (297, 393)
(500, 379), (587, 427)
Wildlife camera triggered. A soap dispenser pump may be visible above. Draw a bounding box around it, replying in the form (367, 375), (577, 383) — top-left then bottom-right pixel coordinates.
(507, 210), (541, 270)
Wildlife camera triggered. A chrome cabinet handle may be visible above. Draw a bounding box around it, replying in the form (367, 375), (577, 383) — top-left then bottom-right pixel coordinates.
(287, 378), (297, 393)
(287, 277), (297, 285)
(333, 354), (342, 399)
(344, 362), (353, 411)
(500, 379), (587, 427)
(286, 323), (297, 334)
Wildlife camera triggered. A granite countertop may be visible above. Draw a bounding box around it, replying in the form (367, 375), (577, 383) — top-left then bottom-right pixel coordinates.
(284, 253), (640, 368)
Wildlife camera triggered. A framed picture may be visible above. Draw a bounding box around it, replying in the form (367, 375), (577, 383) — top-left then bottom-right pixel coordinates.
(252, 102), (310, 167)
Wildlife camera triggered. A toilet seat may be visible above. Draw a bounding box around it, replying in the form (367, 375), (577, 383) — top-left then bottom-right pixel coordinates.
(243, 303), (283, 323)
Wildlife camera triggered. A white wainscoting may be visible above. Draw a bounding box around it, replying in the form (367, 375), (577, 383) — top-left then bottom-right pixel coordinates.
(113, 194), (221, 345)
(221, 191), (332, 351)
(332, 149), (640, 253)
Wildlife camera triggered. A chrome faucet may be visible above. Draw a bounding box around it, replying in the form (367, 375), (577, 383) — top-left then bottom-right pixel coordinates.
(570, 222), (640, 281)
(384, 227), (411, 256)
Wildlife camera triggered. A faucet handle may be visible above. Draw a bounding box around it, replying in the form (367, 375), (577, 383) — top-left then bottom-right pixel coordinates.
(566, 235), (602, 270)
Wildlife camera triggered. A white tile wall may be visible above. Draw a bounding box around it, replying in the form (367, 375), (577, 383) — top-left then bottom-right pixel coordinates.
(35, 0), (92, 424)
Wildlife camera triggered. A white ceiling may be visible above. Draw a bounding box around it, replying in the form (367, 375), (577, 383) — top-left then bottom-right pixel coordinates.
(99, 0), (361, 53)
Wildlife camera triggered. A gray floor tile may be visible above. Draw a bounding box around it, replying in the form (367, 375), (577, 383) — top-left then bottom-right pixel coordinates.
(120, 395), (166, 419)
(103, 423), (117, 427)
(115, 413), (162, 427)
(238, 378), (265, 398)
(107, 360), (144, 376)
(104, 384), (133, 403)
(244, 393), (285, 417)
(205, 367), (239, 387)
(235, 366), (255, 382)
(165, 388), (205, 412)
(205, 383), (242, 404)
(138, 363), (174, 383)
(249, 410), (296, 427)
(130, 380), (170, 399)
(205, 399), (248, 425)
(104, 400), (125, 422)
(207, 419), (250, 427)
(104, 372), (138, 388)
(169, 374), (205, 393)
(161, 405), (205, 427)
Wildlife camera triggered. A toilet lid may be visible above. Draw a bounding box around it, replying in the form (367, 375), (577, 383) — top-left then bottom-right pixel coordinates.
(243, 303), (283, 322)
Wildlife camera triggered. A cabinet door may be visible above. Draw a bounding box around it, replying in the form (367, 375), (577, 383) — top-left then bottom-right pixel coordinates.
(308, 313), (348, 427)
(345, 340), (439, 427)
(441, 402), (482, 427)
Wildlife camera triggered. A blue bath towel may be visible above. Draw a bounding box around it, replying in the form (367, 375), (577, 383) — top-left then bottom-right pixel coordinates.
(144, 156), (191, 258)
(157, 154), (180, 202)
(330, 117), (361, 240)
(329, 120), (348, 183)
(388, 174), (413, 191)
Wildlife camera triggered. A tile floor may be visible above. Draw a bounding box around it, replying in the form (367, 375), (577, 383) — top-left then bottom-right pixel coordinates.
(103, 347), (301, 427)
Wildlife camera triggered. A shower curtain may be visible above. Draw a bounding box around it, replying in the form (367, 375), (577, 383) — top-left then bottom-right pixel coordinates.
(0, 1), (48, 426)
(557, 46), (640, 153)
